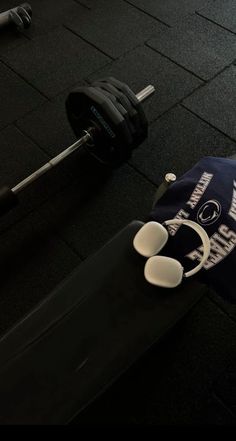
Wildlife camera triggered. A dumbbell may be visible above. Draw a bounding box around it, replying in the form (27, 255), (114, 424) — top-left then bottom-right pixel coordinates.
(0, 77), (155, 216)
(0, 3), (32, 31)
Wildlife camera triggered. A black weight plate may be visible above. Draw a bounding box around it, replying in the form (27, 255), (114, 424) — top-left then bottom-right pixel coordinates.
(66, 86), (134, 166)
(100, 77), (148, 141)
(93, 83), (135, 139)
(96, 80), (143, 142)
(98, 77), (148, 146)
(83, 86), (134, 153)
(93, 81), (139, 136)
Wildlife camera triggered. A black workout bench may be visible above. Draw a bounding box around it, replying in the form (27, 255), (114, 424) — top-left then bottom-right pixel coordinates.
(0, 220), (206, 424)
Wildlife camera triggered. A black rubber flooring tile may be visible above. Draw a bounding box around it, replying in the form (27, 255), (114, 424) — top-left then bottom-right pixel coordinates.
(0, 1), (31, 8)
(0, 125), (50, 189)
(73, 296), (236, 425)
(147, 14), (236, 80)
(197, 0), (236, 34)
(183, 66), (236, 141)
(0, 61), (45, 130)
(2, 27), (110, 99)
(74, 0), (93, 8)
(34, 164), (156, 259)
(22, 0), (85, 38)
(16, 91), (80, 158)
(64, 0), (167, 59)
(124, 0), (214, 26)
(88, 45), (202, 124)
(130, 105), (236, 186)
(21, 16), (58, 39)
(0, 209), (80, 336)
(0, 28), (28, 56)
(0, 124), (74, 235)
(28, 0), (79, 21)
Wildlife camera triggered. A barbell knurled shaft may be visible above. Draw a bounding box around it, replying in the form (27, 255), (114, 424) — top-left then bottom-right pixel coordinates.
(12, 133), (91, 194)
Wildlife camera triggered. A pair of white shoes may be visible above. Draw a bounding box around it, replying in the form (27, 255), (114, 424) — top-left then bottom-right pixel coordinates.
(133, 219), (211, 288)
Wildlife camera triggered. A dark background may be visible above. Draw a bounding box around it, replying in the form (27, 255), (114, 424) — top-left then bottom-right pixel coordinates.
(0, 0), (236, 424)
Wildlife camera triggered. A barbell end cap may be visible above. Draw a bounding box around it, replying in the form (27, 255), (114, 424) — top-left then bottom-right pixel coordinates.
(136, 85), (155, 103)
(165, 173), (177, 184)
(0, 186), (19, 216)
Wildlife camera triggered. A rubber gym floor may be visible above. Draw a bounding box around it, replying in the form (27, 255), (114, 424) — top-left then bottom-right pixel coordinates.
(0, 0), (236, 425)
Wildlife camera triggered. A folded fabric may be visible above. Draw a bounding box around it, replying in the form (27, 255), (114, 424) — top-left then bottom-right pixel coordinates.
(150, 157), (236, 303)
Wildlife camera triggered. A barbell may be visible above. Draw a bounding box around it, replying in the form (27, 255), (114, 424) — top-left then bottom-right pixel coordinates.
(0, 77), (155, 216)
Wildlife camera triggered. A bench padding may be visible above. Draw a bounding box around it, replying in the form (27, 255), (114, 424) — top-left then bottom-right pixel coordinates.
(0, 221), (206, 424)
